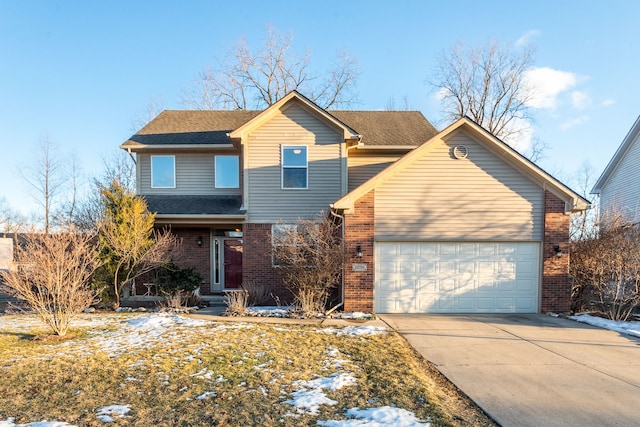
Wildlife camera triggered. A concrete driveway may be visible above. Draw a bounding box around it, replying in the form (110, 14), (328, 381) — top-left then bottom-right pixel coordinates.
(379, 314), (640, 427)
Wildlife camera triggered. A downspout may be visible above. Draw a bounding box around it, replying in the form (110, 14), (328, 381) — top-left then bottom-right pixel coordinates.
(126, 147), (136, 165)
(329, 207), (345, 312)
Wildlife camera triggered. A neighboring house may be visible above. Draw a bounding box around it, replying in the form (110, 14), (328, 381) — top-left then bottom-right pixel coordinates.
(592, 115), (640, 224)
(121, 91), (589, 314)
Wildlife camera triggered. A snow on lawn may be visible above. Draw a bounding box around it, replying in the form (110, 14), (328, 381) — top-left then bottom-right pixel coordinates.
(0, 311), (421, 426)
(319, 406), (430, 426)
(569, 313), (640, 338)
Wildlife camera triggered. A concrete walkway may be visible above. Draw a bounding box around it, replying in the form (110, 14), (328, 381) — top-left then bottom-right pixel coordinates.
(379, 314), (640, 427)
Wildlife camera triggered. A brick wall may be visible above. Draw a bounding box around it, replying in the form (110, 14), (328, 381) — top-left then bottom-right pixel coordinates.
(243, 223), (291, 303)
(343, 191), (375, 313)
(172, 228), (212, 295)
(541, 191), (572, 313)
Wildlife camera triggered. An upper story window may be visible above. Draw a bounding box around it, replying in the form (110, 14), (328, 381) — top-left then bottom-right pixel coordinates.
(282, 145), (308, 189)
(215, 155), (239, 188)
(151, 155), (175, 188)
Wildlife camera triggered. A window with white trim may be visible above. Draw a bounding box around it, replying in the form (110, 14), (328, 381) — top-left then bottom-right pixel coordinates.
(215, 155), (239, 188)
(281, 145), (307, 189)
(151, 155), (175, 188)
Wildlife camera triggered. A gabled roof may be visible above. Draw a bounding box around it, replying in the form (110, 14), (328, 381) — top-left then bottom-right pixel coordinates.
(592, 115), (640, 194)
(121, 110), (261, 149)
(120, 90), (438, 150)
(332, 117), (590, 213)
(228, 90), (361, 143)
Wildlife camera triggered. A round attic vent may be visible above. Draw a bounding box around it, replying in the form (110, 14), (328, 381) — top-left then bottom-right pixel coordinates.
(453, 145), (469, 159)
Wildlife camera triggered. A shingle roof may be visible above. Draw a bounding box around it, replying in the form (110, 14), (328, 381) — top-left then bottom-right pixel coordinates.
(143, 195), (245, 216)
(330, 111), (437, 146)
(122, 110), (437, 148)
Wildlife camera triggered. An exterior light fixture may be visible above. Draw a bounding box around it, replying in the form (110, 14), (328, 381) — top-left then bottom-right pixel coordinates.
(197, 236), (203, 247)
(553, 245), (563, 258)
(357, 245), (363, 258)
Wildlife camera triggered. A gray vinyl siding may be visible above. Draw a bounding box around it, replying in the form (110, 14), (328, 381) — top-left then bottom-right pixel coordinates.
(138, 152), (241, 196)
(600, 132), (640, 222)
(348, 153), (404, 191)
(375, 130), (544, 241)
(247, 103), (344, 222)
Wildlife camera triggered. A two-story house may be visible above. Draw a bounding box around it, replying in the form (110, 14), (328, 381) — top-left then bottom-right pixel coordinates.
(121, 91), (589, 314)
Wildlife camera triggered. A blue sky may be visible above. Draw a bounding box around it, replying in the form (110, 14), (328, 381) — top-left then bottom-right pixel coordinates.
(1, 0), (639, 217)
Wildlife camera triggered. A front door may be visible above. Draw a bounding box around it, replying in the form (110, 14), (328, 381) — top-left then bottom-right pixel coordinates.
(223, 239), (243, 289)
(211, 236), (243, 292)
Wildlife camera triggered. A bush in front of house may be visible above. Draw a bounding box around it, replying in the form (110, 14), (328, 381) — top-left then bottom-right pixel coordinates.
(571, 213), (640, 321)
(154, 262), (203, 309)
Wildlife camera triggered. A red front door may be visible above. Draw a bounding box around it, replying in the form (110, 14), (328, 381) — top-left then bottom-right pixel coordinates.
(223, 240), (243, 289)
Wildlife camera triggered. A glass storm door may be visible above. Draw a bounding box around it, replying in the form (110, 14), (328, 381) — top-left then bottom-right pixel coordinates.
(211, 237), (243, 292)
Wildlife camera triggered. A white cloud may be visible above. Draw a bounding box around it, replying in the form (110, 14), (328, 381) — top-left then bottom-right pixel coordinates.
(561, 115), (590, 130)
(601, 98), (615, 107)
(516, 30), (541, 47)
(571, 91), (591, 110)
(502, 117), (535, 153)
(523, 67), (578, 109)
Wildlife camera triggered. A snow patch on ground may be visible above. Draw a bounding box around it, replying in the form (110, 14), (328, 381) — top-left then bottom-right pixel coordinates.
(569, 313), (640, 338)
(318, 406), (430, 426)
(0, 419), (76, 427)
(287, 373), (358, 415)
(96, 405), (131, 423)
(317, 326), (388, 336)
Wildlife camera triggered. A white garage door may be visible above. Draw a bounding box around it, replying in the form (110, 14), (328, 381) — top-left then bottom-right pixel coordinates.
(375, 242), (539, 313)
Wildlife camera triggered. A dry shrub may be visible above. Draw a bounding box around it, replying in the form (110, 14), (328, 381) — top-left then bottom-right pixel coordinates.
(271, 214), (343, 315)
(242, 280), (269, 306)
(0, 232), (102, 336)
(224, 289), (249, 315)
(571, 212), (640, 320)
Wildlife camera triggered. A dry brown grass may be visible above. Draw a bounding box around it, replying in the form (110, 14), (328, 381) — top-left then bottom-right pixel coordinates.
(0, 313), (495, 426)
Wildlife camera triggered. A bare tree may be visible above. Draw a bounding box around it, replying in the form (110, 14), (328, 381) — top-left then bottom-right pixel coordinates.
(0, 198), (27, 235)
(271, 214), (343, 314)
(0, 232), (102, 336)
(73, 149), (137, 232)
(182, 26), (360, 110)
(570, 213), (640, 320)
(130, 97), (165, 132)
(570, 160), (598, 242)
(20, 136), (69, 234)
(431, 39), (536, 147)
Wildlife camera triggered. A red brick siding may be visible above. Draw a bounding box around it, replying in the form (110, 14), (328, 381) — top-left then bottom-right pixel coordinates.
(242, 223), (291, 303)
(343, 191), (375, 313)
(171, 228), (211, 295)
(541, 191), (572, 313)
(133, 227), (211, 296)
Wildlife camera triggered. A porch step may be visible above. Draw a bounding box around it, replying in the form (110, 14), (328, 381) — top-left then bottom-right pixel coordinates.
(200, 295), (227, 307)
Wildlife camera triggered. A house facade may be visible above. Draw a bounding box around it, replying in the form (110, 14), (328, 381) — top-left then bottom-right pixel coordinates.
(122, 91), (588, 314)
(592, 115), (640, 224)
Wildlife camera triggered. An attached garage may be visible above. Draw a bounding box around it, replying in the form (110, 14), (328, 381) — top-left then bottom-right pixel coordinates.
(375, 242), (539, 313)
(335, 117), (590, 314)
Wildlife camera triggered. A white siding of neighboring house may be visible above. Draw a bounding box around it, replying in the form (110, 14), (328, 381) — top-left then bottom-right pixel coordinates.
(138, 151), (242, 196)
(347, 152), (405, 191)
(0, 238), (12, 270)
(246, 102), (344, 222)
(374, 130), (544, 241)
(599, 131), (640, 223)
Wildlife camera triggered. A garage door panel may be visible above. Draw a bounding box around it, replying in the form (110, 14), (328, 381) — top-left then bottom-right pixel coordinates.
(376, 242), (539, 313)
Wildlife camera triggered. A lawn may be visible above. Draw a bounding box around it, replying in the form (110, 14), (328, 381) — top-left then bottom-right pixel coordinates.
(0, 312), (495, 426)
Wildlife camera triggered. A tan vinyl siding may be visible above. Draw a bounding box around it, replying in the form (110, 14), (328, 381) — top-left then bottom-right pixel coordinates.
(247, 103), (343, 222)
(375, 130), (544, 241)
(139, 152), (242, 196)
(348, 153), (404, 191)
(600, 132), (640, 222)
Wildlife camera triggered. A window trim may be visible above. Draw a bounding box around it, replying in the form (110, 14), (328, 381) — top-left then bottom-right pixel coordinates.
(281, 145), (308, 190)
(215, 155), (240, 189)
(150, 155), (176, 189)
